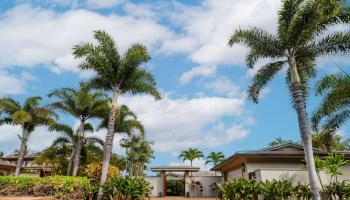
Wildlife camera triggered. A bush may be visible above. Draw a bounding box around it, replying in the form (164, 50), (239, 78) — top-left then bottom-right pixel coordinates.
(322, 181), (350, 200)
(293, 184), (311, 200)
(0, 176), (90, 200)
(260, 179), (294, 200)
(103, 176), (151, 200)
(85, 162), (119, 184)
(218, 178), (261, 200)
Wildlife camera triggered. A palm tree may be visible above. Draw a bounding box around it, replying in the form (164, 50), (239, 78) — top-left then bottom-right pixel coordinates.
(120, 134), (154, 177)
(48, 83), (109, 176)
(49, 123), (100, 175)
(179, 148), (204, 167)
(206, 152), (225, 166)
(0, 96), (56, 176)
(311, 74), (350, 152)
(206, 152), (225, 175)
(228, 1), (350, 199)
(73, 30), (160, 199)
(99, 105), (145, 176)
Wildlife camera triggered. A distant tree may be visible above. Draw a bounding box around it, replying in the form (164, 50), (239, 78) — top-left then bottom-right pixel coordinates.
(48, 83), (109, 176)
(0, 96), (56, 176)
(73, 30), (160, 199)
(0, 151), (4, 157)
(206, 152), (225, 166)
(179, 148), (204, 167)
(269, 137), (295, 147)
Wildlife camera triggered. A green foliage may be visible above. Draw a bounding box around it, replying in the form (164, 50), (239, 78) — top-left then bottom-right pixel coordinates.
(0, 176), (90, 200)
(268, 137), (296, 147)
(294, 184), (312, 200)
(206, 152), (225, 166)
(218, 178), (261, 200)
(166, 180), (184, 196)
(322, 181), (350, 200)
(178, 148), (204, 166)
(260, 179), (294, 200)
(103, 176), (151, 200)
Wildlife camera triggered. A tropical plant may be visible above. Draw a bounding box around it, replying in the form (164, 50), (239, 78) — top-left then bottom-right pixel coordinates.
(120, 134), (154, 177)
(228, 0), (350, 198)
(324, 154), (348, 183)
(0, 96), (56, 176)
(312, 132), (345, 152)
(103, 176), (151, 200)
(34, 145), (71, 175)
(260, 179), (294, 200)
(0, 151), (4, 157)
(313, 156), (326, 189)
(269, 137), (296, 147)
(312, 74), (350, 150)
(48, 83), (109, 176)
(73, 30), (160, 199)
(218, 178), (261, 200)
(179, 148), (204, 167)
(322, 181), (350, 200)
(48, 123), (103, 175)
(206, 152), (225, 166)
(294, 184), (312, 200)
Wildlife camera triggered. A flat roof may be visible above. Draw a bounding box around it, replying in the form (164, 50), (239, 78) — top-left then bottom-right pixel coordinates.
(150, 166), (200, 172)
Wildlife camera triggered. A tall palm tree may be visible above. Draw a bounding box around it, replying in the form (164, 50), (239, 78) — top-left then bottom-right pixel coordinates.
(73, 30), (160, 199)
(120, 134), (154, 177)
(99, 105), (145, 176)
(48, 83), (109, 176)
(0, 96), (56, 176)
(312, 74), (350, 151)
(179, 148), (204, 167)
(49, 123), (99, 175)
(228, 1), (350, 199)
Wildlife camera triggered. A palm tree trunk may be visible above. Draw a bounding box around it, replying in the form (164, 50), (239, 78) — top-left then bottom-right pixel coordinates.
(14, 129), (29, 176)
(66, 148), (75, 176)
(97, 90), (119, 200)
(290, 57), (321, 200)
(72, 121), (85, 176)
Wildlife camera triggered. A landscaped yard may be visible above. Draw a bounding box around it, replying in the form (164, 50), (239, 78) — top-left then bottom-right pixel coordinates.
(0, 197), (53, 200)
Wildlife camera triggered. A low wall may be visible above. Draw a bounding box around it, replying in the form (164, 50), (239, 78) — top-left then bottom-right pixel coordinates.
(145, 176), (163, 197)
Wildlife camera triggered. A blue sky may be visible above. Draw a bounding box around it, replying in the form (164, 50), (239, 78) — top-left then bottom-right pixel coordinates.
(0, 0), (349, 170)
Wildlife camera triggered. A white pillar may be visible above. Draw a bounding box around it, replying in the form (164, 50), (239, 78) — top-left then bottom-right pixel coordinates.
(184, 171), (190, 197)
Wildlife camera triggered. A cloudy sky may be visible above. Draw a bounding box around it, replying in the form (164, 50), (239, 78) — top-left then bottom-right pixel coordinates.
(0, 0), (349, 170)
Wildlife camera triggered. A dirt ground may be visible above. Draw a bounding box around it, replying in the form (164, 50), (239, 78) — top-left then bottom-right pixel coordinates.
(0, 197), (53, 200)
(151, 197), (216, 200)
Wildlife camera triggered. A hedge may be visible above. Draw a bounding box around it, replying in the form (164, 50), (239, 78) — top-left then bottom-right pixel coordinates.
(0, 176), (91, 200)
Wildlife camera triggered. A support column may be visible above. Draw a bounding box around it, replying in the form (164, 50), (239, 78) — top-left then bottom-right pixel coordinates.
(184, 171), (190, 197)
(160, 171), (166, 197)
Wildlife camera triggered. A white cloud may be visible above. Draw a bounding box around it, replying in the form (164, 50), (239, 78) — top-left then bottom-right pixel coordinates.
(203, 77), (240, 97)
(0, 4), (175, 74)
(0, 125), (55, 154)
(0, 70), (26, 96)
(119, 94), (250, 153)
(179, 65), (216, 84)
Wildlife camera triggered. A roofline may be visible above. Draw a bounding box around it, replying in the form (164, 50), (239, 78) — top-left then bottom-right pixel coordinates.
(211, 150), (350, 171)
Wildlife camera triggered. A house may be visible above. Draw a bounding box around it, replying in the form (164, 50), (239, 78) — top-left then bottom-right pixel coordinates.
(0, 154), (54, 176)
(212, 143), (350, 184)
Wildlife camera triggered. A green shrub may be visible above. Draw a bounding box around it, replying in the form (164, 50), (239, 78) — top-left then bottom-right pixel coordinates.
(322, 181), (350, 200)
(218, 178), (261, 200)
(103, 176), (151, 200)
(0, 176), (90, 200)
(293, 184), (311, 200)
(260, 179), (294, 200)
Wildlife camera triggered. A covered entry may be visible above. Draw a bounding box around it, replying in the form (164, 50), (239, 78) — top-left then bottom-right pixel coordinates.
(150, 166), (200, 197)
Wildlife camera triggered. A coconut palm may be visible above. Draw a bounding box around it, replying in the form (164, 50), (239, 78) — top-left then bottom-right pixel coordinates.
(73, 30), (160, 199)
(48, 83), (109, 176)
(179, 148), (204, 167)
(312, 74), (350, 152)
(228, 0), (350, 198)
(49, 123), (99, 175)
(120, 134), (154, 177)
(0, 96), (56, 176)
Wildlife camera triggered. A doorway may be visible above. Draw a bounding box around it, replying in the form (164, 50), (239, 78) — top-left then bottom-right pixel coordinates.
(166, 180), (185, 196)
